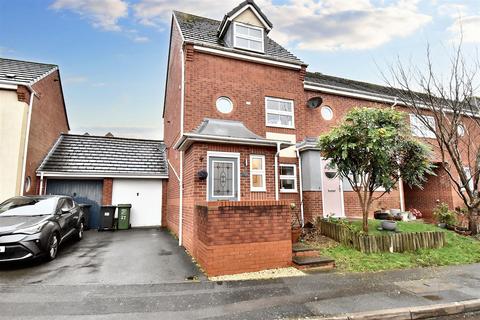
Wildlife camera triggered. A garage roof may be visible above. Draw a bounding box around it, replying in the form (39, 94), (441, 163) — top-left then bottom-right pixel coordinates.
(0, 58), (58, 85)
(37, 134), (168, 178)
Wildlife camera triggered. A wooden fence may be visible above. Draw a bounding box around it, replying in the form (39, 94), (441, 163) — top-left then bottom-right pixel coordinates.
(318, 220), (446, 253)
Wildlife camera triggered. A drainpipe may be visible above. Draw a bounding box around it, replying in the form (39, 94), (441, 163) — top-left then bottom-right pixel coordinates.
(390, 97), (398, 109)
(20, 86), (35, 195)
(391, 97), (405, 211)
(296, 148), (305, 227)
(274, 142), (280, 201)
(178, 45), (186, 247)
(39, 172), (44, 195)
(399, 177), (405, 212)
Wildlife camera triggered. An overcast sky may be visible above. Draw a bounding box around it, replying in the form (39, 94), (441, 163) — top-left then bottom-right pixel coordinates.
(1, 0), (478, 139)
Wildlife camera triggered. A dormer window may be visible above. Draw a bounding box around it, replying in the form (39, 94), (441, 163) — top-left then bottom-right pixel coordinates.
(233, 22), (264, 53)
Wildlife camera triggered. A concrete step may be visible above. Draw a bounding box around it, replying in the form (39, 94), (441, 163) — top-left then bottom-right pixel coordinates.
(292, 243), (317, 252)
(293, 256), (335, 271)
(292, 243), (320, 258)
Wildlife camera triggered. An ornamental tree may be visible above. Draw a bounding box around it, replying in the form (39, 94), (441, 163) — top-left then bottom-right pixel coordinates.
(318, 107), (434, 233)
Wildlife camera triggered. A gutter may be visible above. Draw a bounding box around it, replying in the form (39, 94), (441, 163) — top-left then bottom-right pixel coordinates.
(174, 133), (292, 151)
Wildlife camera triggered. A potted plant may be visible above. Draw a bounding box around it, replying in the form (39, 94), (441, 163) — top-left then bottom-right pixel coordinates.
(433, 202), (457, 228)
(290, 203), (302, 243)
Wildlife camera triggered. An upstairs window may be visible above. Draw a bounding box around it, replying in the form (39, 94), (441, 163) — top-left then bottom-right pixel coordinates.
(410, 114), (436, 139)
(265, 97), (294, 129)
(233, 22), (264, 53)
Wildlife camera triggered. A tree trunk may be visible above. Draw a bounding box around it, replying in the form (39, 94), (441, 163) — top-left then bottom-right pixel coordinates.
(362, 200), (372, 233)
(468, 207), (479, 235)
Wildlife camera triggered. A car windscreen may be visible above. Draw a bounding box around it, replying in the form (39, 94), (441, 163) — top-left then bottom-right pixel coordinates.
(0, 197), (58, 216)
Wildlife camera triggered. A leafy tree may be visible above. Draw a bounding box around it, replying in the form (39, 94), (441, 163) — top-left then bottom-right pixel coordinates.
(318, 107), (434, 233)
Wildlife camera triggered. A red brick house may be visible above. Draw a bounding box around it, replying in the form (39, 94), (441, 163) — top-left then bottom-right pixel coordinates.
(0, 58), (69, 201)
(163, 0), (471, 276)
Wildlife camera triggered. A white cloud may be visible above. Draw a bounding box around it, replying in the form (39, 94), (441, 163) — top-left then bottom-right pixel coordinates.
(51, 0), (128, 31)
(132, 0), (431, 51)
(449, 15), (480, 43)
(437, 3), (467, 17)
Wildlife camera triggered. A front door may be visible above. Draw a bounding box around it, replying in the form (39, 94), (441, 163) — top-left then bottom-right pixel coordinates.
(208, 156), (239, 201)
(321, 158), (345, 217)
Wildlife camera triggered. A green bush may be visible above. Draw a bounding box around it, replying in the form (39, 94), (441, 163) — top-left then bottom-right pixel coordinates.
(433, 203), (457, 226)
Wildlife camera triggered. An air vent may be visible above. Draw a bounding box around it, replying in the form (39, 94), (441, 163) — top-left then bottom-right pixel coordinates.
(5, 73), (16, 79)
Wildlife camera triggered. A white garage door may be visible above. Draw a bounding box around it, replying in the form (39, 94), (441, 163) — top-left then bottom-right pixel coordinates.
(111, 179), (163, 227)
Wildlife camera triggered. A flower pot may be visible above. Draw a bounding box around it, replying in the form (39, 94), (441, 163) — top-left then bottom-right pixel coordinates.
(291, 228), (302, 244)
(381, 220), (397, 231)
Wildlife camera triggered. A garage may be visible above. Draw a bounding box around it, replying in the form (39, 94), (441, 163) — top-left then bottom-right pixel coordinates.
(46, 179), (103, 229)
(37, 133), (168, 229)
(112, 179), (163, 227)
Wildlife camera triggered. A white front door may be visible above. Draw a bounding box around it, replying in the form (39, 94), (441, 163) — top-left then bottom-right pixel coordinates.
(112, 179), (163, 227)
(208, 155), (240, 201)
(321, 158), (345, 217)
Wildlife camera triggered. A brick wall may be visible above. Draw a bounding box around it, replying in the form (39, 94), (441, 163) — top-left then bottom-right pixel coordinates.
(194, 200), (292, 276)
(404, 165), (453, 220)
(27, 71), (69, 195)
(163, 19), (184, 234)
(102, 178), (113, 205)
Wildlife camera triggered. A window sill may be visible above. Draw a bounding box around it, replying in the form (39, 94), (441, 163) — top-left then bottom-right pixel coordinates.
(280, 190), (298, 193)
(266, 124), (295, 130)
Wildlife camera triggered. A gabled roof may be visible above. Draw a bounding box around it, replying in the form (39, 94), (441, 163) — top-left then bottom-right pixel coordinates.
(173, 11), (304, 65)
(175, 118), (293, 151)
(218, 0), (273, 37)
(38, 134), (168, 178)
(0, 58), (58, 85)
(304, 72), (398, 100)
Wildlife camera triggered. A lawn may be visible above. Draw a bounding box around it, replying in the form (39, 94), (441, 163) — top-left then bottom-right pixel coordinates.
(306, 220), (480, 273)
(348, 219), (441, 235)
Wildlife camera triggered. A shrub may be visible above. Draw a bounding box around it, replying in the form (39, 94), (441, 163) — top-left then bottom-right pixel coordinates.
(433, 203), (457, 226)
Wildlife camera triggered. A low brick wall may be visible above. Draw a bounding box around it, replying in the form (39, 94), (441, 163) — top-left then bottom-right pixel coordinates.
(194, 200), (292, 276)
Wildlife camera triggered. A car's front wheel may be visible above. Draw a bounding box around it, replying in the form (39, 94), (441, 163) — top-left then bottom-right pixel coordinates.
(46, 233), (59, 261)
(76, 221), (84, 241)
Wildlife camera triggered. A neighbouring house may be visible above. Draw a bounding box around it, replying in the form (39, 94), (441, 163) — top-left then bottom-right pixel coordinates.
(163, 0), (475, 276)
(0, 58), (69, 201)
(37, 134), (168, 229)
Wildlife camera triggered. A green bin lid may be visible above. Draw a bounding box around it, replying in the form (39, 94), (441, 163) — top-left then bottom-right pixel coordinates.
(117, 204), (132, 208)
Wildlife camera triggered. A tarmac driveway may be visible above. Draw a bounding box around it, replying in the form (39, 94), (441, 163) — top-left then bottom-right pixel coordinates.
(0, 228), (204, 285)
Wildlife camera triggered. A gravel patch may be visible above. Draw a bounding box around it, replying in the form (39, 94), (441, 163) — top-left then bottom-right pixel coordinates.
(209, 267), (306, 281)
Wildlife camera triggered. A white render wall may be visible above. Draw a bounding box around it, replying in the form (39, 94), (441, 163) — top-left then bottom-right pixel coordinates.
(0, 89), (28, 201)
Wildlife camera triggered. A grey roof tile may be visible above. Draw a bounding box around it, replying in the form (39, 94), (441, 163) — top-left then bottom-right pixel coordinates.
(38, 134), (168, 177)
(0, 58), (58, 85)
(173, 11), (304, 65)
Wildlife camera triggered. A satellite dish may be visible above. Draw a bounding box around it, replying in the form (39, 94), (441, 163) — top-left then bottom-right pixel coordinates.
(307, 97), (323, 109)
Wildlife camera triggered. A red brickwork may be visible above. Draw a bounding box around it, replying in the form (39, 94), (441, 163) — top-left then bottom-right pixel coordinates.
(404, 165), (454, 220)
(27, 71), (69, 195)
(102, 178), (113, 205)
(163, 19), (184, 234)
(162, 13), (478, 275)
(194, 201), (292, 276)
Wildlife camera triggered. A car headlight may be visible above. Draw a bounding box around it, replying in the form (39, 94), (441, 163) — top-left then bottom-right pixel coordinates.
(13, 221), (48, 235)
